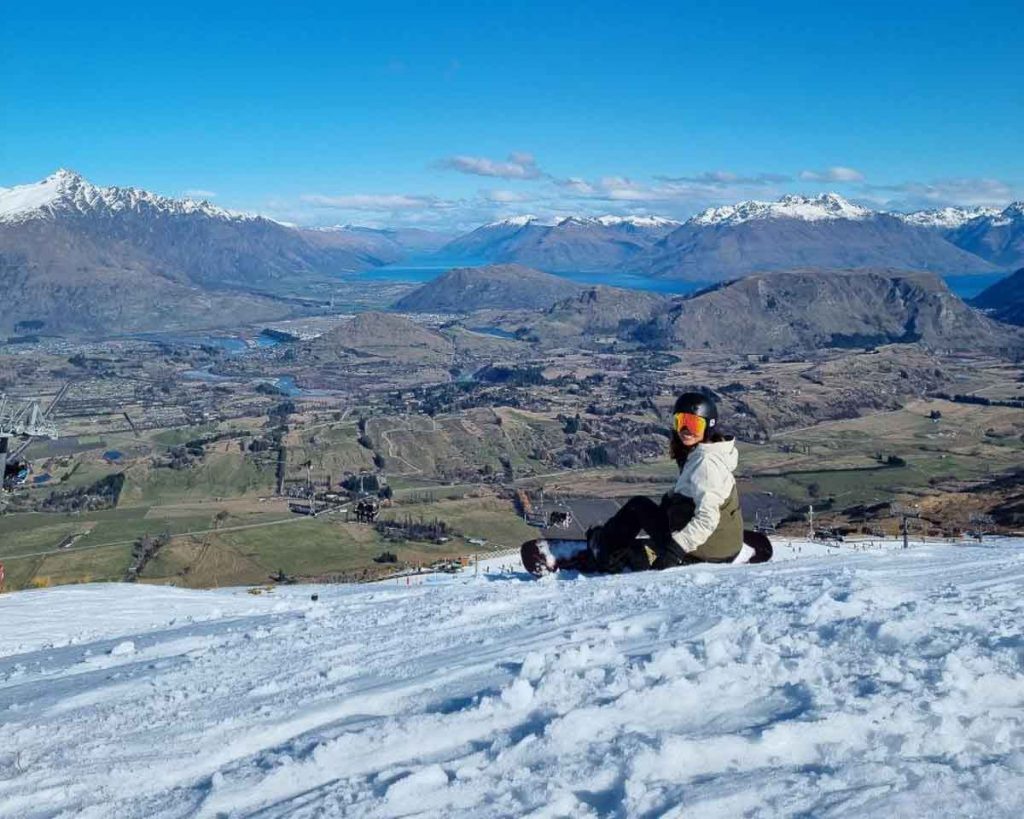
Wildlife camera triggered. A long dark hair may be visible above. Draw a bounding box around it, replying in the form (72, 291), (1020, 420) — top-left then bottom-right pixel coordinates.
(669, 431), (692, 470)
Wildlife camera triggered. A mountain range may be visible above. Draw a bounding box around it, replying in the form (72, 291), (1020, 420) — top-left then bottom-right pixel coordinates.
(0, 171), (445, 335)
(442, 194), (1011, 280)
(439, 214), (680, 273)
(629, 269), (1021, 354)
(3, 170), (1023, 337)
(945, 204), (1024, 269)
(395, 264), (1021, 355)
(638, 195), (998, 281)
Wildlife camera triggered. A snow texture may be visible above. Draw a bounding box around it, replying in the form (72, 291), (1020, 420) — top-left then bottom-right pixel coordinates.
(689, 193), (872, 226)
(895, 206), (1002, 230)
(485, 214), (680, 230)
(2, 537), (1024, 817)
(0, 169), (255, 224)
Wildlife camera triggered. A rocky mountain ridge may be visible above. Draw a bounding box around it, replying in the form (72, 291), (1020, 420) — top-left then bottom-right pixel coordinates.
(972, 267), (1024, 325)
(947, 203), (1024, 269)
(631, 269), (1021, 354)
(394, 264), (585, 312)
(0, 171), (385, 335)
(441, 193), (1002, 279)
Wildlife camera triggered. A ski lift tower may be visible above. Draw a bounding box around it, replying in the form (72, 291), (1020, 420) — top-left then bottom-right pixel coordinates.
(890, 502), (920, 549)
(968, 512), (995, 542)
(1, 384), (70, 490)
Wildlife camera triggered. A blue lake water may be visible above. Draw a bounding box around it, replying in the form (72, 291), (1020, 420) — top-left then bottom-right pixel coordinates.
(273, 376), (342, 397)
(943, 273), (1010, 300)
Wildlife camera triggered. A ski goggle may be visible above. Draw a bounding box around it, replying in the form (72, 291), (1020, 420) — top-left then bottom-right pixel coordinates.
(674, 412), (708, 439)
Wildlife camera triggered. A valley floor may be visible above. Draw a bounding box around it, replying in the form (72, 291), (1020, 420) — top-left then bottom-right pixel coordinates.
(1, 538), (1023, 817)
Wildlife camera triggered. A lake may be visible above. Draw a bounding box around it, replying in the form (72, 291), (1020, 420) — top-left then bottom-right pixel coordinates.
(943, 273), (1010, 300)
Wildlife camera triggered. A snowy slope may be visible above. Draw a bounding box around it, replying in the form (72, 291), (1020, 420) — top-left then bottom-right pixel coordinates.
(895, 206), (1002, 231)
(687, 193), (872, 226)
(0, 169), (251, 224)
(2, 538), (1024, 817)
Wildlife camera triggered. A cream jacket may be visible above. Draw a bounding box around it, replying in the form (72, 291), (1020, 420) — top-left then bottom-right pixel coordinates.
(670, 437), (739, 553)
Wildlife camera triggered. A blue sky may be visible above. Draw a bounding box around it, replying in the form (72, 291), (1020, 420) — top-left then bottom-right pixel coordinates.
(3, 0), (1021, 229)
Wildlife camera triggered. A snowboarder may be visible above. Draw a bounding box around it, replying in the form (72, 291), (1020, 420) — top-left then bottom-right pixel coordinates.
(589, 392), (745, 571)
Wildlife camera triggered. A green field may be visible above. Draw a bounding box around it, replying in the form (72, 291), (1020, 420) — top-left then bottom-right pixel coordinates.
(2, 395), (1021, 592)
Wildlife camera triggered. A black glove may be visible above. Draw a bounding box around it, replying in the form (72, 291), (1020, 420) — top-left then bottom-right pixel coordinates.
(663, 494), (695, 532)
(652, 551), (683, 570)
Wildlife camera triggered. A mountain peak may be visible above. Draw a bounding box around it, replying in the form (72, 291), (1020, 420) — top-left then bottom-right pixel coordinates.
(488, 214), (543, 228)
(593, 214), (681, 228)
(48, 167), (85, 183)
(896, 205), (1002, 230)
(688, 192), (872, 226)
(0, 170), (253, 224)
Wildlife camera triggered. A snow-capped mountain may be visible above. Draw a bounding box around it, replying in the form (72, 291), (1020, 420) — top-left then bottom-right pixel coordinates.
(594, 214), (681, 228)
(0, 169), (254, 224)
(439, 213), (680, 272)
(947, 202), (1024, 269)
(443, 195), (997, 280)
(894, 205), (1002, 231)
(638, 194), (997, 281)
(687, 193), (872, 226)
(0, 170), (382, 336)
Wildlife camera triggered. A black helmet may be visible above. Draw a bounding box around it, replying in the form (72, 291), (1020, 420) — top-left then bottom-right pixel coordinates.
(673, 392), (718, 440)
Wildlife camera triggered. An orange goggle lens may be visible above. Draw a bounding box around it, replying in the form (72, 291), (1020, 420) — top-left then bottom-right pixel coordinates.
(674, 412), (707, 438)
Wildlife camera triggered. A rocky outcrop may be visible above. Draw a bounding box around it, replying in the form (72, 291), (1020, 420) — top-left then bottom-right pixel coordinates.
(303, 312), (453, 365)
(393, 264), (584, 312)
(631, 269), (1022, 354)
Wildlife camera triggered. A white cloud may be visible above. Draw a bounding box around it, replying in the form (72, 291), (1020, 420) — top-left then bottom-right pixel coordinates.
(658, 171), (791, 186)
(300, 193), (451, 211)
(485, 189), (534, 203)
(553, 171), (792, 211)
(183, 189), (217, 199)
(861, 177), (1017, 209)
(437, 152), (544, 180)
(800, 166), (865, 183)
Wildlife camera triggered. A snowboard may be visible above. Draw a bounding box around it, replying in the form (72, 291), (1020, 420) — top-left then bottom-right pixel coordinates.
(520, 530), (773, 576)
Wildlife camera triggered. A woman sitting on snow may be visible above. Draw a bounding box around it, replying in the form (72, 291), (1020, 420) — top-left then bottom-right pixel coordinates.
(588, 392), (744, 571)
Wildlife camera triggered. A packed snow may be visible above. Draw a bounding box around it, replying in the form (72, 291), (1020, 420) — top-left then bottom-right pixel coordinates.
(985, 202), (1024, 228)
(589, 215), (681, 229)
(895, 205), (1002, 230)
(484, 214), (680, 231)
(2, 537), (1024, 817)
(487, 214), (549, 228)
(0, 169), (255, 224)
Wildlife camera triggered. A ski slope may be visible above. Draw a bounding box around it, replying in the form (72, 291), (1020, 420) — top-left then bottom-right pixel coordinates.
(2, 538), (1023, 817)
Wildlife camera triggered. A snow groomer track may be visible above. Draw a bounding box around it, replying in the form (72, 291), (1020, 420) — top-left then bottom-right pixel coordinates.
(2, 537), (1024, 817)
